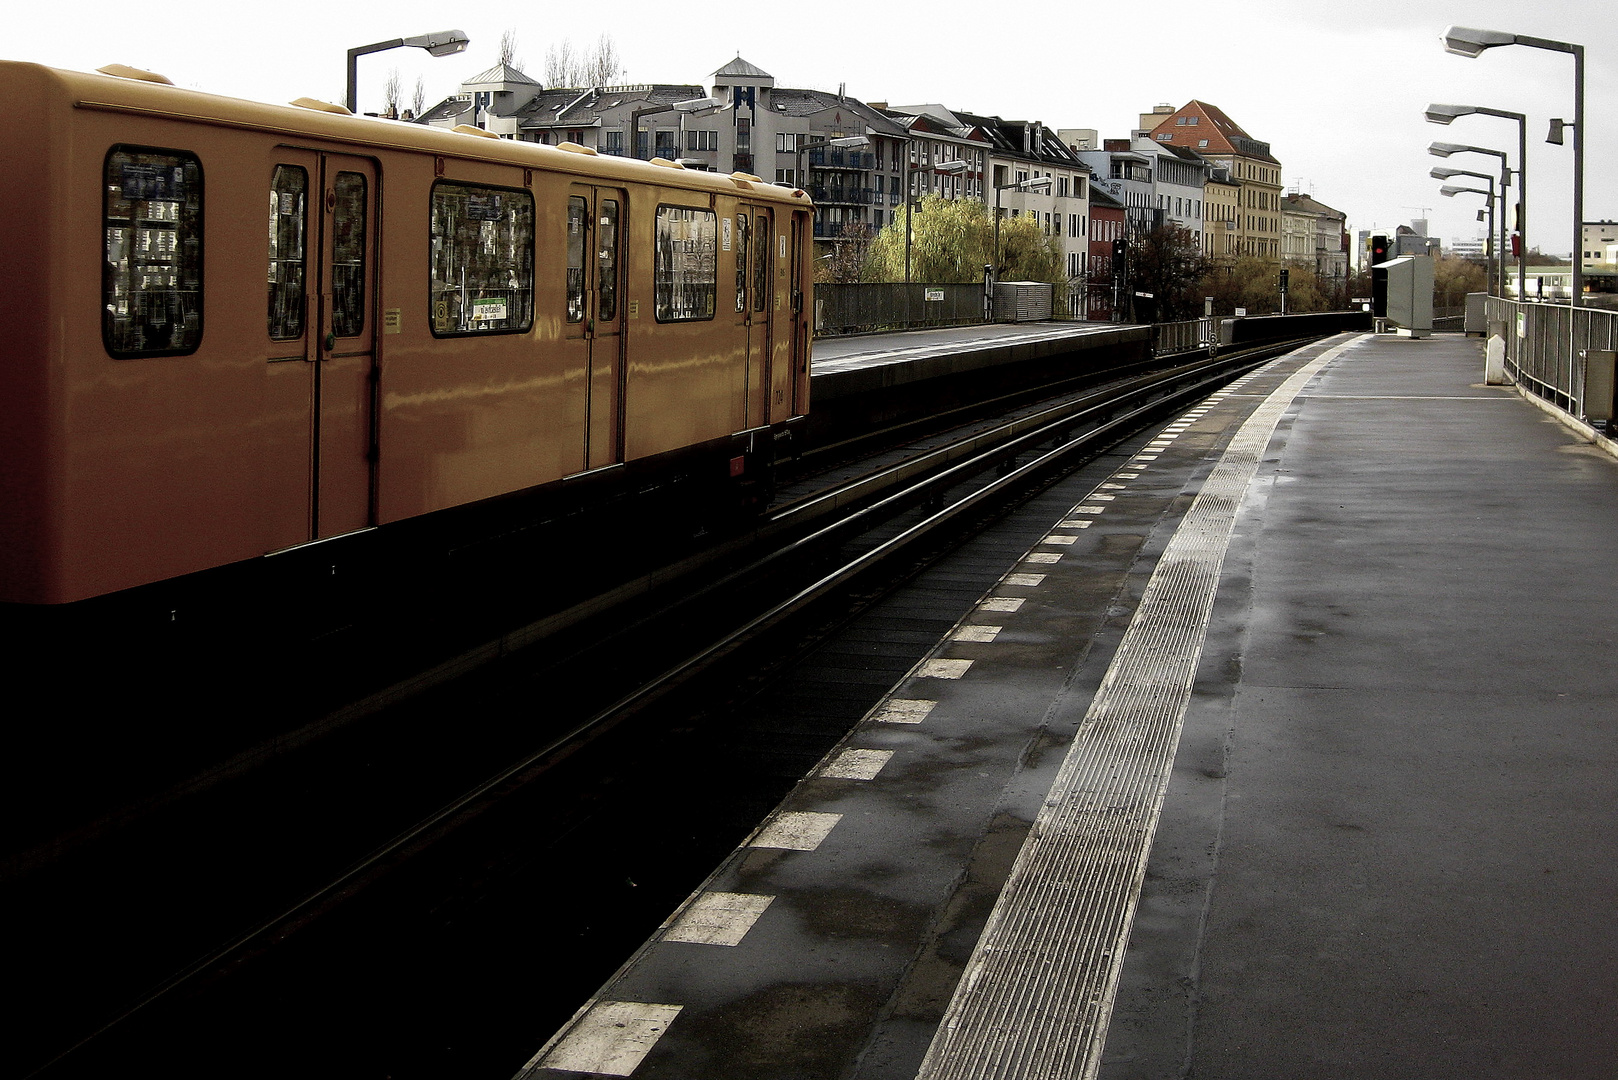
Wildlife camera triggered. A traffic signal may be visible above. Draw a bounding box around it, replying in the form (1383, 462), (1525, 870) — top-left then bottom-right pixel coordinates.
(1370, 234), (1390, 265)
(1279, 268), (1289, 291)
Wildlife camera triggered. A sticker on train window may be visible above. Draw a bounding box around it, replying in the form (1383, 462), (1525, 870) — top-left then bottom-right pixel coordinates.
(472, 299), (508, 322)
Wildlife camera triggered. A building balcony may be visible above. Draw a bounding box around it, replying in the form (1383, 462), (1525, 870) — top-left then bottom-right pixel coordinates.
(807, 148), (876, 170)
(809, 185), (876, 207)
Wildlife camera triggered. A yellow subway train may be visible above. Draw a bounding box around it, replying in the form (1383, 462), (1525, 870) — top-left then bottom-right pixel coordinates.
(0, 61), (813, 607)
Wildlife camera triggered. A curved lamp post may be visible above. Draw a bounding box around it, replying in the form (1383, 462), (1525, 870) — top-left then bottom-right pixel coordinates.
(906, 158), (970, 282)
(346, 30), (469, 115)
(791, 135), (870, 242)
(1432, 166), (1502, 294)
(1443, 26), (1584, 304)
(994, 175), (1052, 272)
(1426, 103), (1526, 299)
(1437, 177), (1498, 296)
(631, 96), (726, 160)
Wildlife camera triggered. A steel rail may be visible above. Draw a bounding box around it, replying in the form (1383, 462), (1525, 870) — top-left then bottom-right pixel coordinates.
(27, 337), (1311, 1076)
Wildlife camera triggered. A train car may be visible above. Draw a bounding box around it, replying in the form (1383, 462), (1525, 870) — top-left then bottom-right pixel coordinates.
(0, 60), (814, 614)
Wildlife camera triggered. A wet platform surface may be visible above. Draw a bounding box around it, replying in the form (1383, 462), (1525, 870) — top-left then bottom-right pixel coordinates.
(520, 331), (1618, 1079)
(810, 321), (1142, 376)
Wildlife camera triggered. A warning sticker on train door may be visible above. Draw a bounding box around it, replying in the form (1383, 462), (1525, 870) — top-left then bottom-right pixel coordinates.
(722, 217), (733, 252)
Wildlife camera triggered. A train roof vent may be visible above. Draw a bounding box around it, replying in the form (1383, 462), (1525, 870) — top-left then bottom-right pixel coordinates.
(730, 171), (765, 183)
(452, 124), (501, 139)
(96, 64), (173, 85)
(557, 142), (599, 156)
(649, 157), (686, 169)
(290, 97), (353, 115)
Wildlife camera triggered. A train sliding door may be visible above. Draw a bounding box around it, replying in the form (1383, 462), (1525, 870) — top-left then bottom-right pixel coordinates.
(314, 155), (379, 537)
(737, 203), (775, 429)
(265, 150), (377, 544)
(565, 185), (628, 470)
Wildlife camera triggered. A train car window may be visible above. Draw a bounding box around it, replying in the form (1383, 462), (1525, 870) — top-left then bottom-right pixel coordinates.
(429, 181), (536, 336)
(753, 217), (770, 313)
(566, 196), (587, 323)
(268, 165), (308, 340)
(735, 213), (749, 313)
(103, 146), (203, 357)
(331, 172), (367, 337)
(598, 200), (619, 322)
(655, 205), (716, 322)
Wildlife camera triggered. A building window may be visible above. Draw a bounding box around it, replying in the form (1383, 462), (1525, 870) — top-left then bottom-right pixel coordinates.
(776, 133), (798, 153)
(689, 130), (718, 152)
(604, 130), (625, 156)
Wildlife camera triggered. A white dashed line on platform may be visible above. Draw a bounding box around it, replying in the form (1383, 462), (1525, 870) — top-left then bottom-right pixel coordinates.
(664, 892), (775, 946)
(919, 659), (973, 679)
(526, 1000), (682, 1077)
(751, 811), (842, 851)
(819, 748), (895, 781)
(874, 699), (936, 724)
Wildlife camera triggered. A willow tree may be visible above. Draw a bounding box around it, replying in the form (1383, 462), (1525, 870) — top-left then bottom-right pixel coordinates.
(865, 194), (995, 283)
(994, 211), (1065, 286)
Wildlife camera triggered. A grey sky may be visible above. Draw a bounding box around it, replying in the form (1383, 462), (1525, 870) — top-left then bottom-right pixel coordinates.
(7, 0), (1610, 256)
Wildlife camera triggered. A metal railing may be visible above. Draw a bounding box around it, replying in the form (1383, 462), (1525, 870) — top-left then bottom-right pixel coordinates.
(813, 283), (985, 335)
(1152, 318), (1218, 357)
(1486, 296), (1618, 417)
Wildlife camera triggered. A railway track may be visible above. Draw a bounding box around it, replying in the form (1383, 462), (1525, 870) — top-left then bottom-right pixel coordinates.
(12, 338), (1312, 1079)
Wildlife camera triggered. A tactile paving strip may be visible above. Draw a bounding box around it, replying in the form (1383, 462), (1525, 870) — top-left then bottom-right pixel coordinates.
(915, 338), (1359, 1080)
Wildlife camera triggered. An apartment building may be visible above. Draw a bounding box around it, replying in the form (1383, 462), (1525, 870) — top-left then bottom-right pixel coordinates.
(1141, 101), (1283, 260)
(420, 57), (909, 241)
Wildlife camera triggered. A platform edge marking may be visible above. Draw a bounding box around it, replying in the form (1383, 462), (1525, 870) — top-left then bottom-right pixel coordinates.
(750, 810), (842, 851)
(874, 698), (938, 724)
(663, 891), (776, 946)
(820, 748), (896, 780)
(913, 336), (1361, 1080)
(523, 999), (682, 1077)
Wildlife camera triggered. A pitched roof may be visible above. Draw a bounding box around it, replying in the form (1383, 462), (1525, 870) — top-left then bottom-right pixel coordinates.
(513, 84), (706, 130)
(1146, 100), (1278, 165)
(712, 55), (772, 80)
(464, 62), (539, 87)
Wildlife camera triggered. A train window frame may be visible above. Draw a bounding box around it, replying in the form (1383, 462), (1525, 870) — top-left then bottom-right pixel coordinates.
(102, 145), (204, 359)
(428, 179), (536, 338)
(654, 204), (718, 323)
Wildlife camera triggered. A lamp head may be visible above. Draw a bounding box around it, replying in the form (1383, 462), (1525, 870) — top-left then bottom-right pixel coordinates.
(404, 30), (470, 57)
(1425, 103), (1474, 125)
(1443, 26), (1518, 58)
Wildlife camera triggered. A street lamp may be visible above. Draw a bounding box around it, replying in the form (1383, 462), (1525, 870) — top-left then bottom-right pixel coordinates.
(346, 30), (469, 115)
(1443, 26), (1584, 304)
(906, 158), (970, 283)
(1432, 166), (1502, 293)
(792, 136), (870, 242)
(1436, 175), (1498, 296)
(631, 96), (725, 160)
(1427, 103), (1527, 299)
(1429, 141), (1511, 288)
(994, 175), (1052, 273)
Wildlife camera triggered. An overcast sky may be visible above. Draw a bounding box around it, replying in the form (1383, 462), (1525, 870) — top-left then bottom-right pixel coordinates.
(8, 0), (1611, 257)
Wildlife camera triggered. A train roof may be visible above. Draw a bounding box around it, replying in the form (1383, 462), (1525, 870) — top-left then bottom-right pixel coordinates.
(6, 60), (813, 208)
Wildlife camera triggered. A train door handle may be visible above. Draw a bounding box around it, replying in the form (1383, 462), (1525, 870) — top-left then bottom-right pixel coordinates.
(325, 332), (336, 351)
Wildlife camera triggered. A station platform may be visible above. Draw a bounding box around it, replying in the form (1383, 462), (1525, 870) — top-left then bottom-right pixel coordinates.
(810, 321), (1146, 378)
(520, 331), (1618, 1078)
